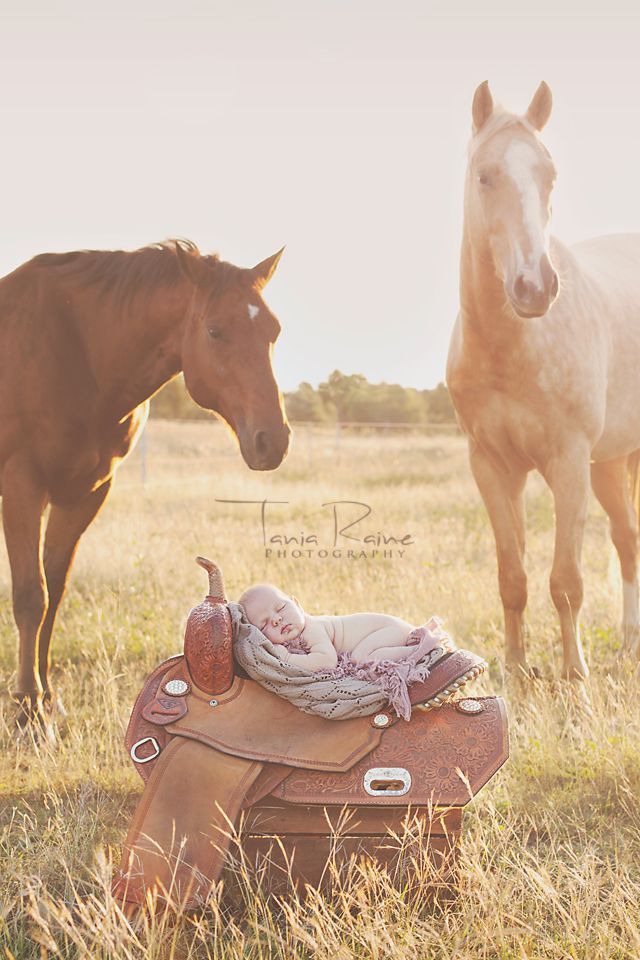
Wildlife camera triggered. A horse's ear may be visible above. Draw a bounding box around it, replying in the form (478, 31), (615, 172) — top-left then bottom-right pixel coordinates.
(175, 240), (207, 287)
(472, 81), (494, 133)
(250, 247), (285, 290)
(525, 81), (552, 131)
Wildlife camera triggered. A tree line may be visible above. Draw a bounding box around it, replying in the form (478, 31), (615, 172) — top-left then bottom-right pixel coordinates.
(151, 370), (456, 424)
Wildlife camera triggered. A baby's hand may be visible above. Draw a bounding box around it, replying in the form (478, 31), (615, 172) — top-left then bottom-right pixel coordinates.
(282, 635), (312, 655)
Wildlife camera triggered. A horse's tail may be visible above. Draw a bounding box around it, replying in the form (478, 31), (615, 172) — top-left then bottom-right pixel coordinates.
(628, 450), (640, 518)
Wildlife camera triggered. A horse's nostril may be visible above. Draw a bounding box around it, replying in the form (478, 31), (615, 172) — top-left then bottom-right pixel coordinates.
(514, 274), (528, 300)
(254, 430), (270, 460)
(248, 425), (290, 469)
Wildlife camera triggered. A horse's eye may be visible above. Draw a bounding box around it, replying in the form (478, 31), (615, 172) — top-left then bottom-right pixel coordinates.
(207, 326), (223, 340)
(478, 172), (491, 187)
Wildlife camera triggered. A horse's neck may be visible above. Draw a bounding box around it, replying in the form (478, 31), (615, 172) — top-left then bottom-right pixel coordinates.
(85, 282), (187, 421)
(459, 222), (521, 350)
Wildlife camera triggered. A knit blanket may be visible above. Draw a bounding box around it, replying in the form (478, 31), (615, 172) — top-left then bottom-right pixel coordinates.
(229, 602), (451, 720)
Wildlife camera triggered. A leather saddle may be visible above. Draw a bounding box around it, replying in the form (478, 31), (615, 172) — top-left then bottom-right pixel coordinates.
(112, 558), (508, 911)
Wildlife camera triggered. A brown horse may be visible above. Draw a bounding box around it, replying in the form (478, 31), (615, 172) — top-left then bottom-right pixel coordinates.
(0, 238), (290, 723)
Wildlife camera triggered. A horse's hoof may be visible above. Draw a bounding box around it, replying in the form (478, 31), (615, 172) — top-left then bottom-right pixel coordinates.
(11, 691), (40, 724)
(506, 662), (542, 683)
(42, 689), (68, 721)
(14, 718), (57, 747)
(10, 692), (57, 745)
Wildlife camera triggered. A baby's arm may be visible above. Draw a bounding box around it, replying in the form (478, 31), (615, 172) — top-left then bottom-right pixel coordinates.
(278, 639), (338, 671)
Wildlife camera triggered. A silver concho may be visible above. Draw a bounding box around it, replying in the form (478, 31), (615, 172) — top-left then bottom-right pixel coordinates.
(373, 713), (390, 728)
(456, 698), (484, 715)
(163, 678), (189, 697)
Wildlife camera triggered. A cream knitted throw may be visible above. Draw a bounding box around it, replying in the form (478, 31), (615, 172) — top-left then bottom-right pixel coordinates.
(229, 602), (450, 721)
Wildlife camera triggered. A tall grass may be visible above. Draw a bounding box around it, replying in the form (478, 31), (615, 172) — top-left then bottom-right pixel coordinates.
(1, 421), (639, 958)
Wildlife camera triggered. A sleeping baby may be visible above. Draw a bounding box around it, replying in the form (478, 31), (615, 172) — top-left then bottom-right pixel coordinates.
(238, 583), (449, 671)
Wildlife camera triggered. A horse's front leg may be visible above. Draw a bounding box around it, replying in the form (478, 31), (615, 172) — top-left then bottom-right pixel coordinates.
(468, 442), (530, 676)
(546, 444), (591, 680)
(38, 479), (113, 710)
(1, 452), (49, 725)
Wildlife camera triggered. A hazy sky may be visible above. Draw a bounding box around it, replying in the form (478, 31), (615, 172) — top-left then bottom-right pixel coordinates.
(1, 1), (640, 391)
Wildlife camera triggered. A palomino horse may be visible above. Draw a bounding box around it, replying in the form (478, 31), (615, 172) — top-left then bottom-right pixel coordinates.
(447, 81), (640, 681)
(0, 239), (290, 722)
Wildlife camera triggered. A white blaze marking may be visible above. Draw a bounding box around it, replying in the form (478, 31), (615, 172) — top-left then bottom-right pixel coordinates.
(248, 304), (259, 321)
(504, 139), (546, 280)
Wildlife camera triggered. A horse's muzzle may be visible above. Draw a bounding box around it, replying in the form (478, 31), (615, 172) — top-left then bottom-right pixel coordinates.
(508, 263), (559, 319)
(240, 423), (291, 470)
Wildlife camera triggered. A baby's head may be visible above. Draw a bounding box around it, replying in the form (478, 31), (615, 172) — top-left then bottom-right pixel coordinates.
(239, 583), (306, 644)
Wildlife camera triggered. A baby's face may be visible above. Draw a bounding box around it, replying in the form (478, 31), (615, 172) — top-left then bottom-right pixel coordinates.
(243, 586), (306, 644)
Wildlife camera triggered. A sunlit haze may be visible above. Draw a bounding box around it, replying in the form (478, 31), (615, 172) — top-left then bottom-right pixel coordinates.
(2, 1), (640, 391)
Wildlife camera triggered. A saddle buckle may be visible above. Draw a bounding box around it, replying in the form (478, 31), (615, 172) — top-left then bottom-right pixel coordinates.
(130, 736), (161, 764)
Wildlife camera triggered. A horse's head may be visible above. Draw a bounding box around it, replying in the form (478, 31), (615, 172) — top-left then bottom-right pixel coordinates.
(176, 243), (290, 470)
(467, 81), (559, 319)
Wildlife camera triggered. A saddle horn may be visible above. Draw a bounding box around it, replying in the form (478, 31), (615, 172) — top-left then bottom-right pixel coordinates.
(184, 556), (234, 695)
(196, 556), (226, 602)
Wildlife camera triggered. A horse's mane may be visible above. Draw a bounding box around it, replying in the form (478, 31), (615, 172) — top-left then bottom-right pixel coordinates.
(28, 239), (241, 309)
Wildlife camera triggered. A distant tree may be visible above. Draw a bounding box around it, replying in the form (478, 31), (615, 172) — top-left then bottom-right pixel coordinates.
(348, 382), (423, 423)
(150, 369), (457, 424)
(318, 370), (367, 420)
(284, 382), (329, 422)
(426, 382), (456, 423)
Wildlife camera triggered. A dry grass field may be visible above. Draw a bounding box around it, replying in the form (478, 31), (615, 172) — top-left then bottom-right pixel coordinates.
(1, 419), (640, 959)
